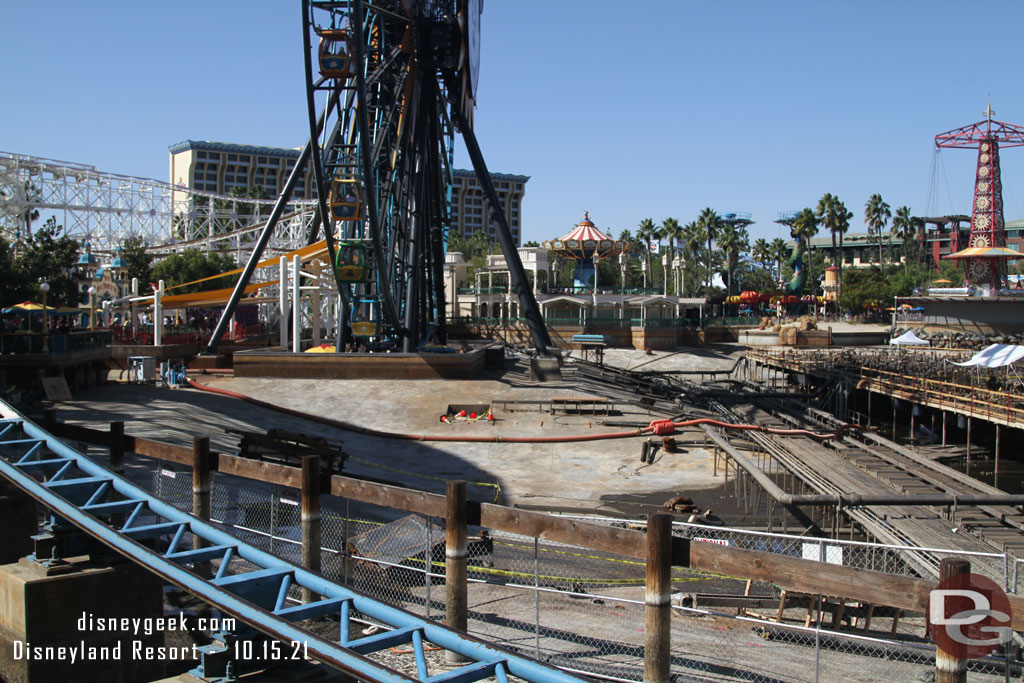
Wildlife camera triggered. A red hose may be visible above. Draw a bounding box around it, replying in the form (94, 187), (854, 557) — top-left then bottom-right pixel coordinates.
(186, 378), (859, 444)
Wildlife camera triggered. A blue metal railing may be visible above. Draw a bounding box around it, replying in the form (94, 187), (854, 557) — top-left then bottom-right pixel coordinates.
(0, 407), (584, 683)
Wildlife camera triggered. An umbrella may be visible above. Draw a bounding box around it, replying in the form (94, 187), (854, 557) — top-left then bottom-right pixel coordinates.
(944, 246), (1021, 260)
(932, 279), (953, 285)
(304, 344), (336, 353)
(1, 300), (55, 314)
(899, 303), (913, 309)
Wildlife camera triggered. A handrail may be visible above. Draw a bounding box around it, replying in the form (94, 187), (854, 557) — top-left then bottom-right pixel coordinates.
(0, 407), (585, 683)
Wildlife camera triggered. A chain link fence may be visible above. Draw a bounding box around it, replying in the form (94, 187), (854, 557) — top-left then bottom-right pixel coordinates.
(131, 468), (1016, 683)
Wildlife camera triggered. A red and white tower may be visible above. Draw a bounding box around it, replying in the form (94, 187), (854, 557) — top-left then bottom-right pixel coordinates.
(935, 104), (1024, 289)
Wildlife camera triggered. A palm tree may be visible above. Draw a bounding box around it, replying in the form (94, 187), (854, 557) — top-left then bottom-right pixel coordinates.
(635, 218), (655, 288)
(864, 194), (891, 270)
(752, 238), (771, 277)
(816, 193), (853, 298)
(770, 237), (790, 286)
(892, 206), (917, 276)
(791, 208), (819, 293)
(718, 223), (749, 296)
(681, 221), (703, 296)
(697, 208), (722, 289)
(661, 217), (683, 293)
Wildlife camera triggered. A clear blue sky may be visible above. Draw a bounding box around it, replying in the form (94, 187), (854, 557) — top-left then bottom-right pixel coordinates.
(5, 0), (1024, 246)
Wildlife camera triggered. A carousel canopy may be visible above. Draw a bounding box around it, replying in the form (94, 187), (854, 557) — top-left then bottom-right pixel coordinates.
(542, 212), (630, 260)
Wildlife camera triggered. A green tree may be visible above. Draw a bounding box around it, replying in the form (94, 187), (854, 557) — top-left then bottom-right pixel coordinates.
(892, 206), (918, 277)
(837, 267), (888, 311)
(523, 240), (540, 247)
(770, 237), (790, 286)
(635, 218), (656, 287)
(697, 207), (722, 290)
(14, 217), (82, 307)
(118, 235), (153, 286)
(150, 248), (238, 294)
(717, 222), (749, 296)
(816, 193), (853, 298)
(680, 221), (704, 294)
(864, 193), (891, 270)
(752, 238), (771, 275)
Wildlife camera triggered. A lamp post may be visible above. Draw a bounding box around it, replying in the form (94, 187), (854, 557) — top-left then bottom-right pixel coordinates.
(662, 251), (669, 295)
(39, 282), (50, 352)
(673, 256), (683, 297)
(88, 286), (97, 331)
(619, 251), (627, 294)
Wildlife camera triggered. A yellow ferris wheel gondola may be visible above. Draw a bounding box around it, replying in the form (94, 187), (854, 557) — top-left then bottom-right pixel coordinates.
(328, 178), (363, 221)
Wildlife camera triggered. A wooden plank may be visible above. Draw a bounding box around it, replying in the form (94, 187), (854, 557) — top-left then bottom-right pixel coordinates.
(329, 475), (446, 517)
(218, 453), (303, 488)
(478, 503), (647, 559)
(688, 541), (1024, 630)
(49, 422), (112, 446)
(132, 436), (191, 465)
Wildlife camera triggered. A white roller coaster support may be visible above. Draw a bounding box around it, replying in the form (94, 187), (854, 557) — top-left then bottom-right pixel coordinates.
(312, 259), (321, 346)
(279, 257), (289, 349)
(154, 280), (164, 346)
(292, 254), (301, 353)
(0, 151), (315, 255)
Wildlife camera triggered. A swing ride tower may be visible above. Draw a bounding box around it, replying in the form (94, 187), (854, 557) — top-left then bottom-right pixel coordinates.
(935, 104), (1024, 290)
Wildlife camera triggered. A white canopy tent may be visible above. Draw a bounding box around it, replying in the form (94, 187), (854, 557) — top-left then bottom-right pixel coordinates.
(950, 343), (1024, 368)
(949, 343), (1024, 388)
(890, 331), (930, 346)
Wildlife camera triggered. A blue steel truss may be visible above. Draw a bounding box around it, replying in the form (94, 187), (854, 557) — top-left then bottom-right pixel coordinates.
(0, 410), (583, 683)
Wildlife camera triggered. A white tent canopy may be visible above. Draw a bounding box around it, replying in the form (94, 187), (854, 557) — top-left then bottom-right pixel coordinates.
(950, 343), (1024, 368)
(890, 331), (930, 346)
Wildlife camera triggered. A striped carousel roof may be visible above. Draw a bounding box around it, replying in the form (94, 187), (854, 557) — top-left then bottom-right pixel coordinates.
(558, 212), (612, 242)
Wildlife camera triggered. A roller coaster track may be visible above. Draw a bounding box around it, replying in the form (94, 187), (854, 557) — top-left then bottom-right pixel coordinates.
(0, 401), (582, 683)
(0, 151), (316, 255)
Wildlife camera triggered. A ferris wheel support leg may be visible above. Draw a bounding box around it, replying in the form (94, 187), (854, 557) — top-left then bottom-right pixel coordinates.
(204, 135), (316, 355)
(454, 112), (553, 355)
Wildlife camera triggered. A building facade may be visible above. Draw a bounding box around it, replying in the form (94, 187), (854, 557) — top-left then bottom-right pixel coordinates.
(449, 169), (528, 246)
(169, 141), (525, 247)
(805, 220), (1024, 272)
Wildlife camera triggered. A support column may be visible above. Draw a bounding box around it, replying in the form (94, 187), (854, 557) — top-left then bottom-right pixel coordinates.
(301, 455), (322, 604)
(935, 558), (970, 683)
(445, 481), (468, 664)
(645, 513), (671, 683)
(192, 436), (211, 576)
(292, 254), (301, 353)
(279, 256), (289, 348)
(994, 424), (1000, 487)
(109, 421), (124, 474)
(312, 259), (322, 346)
(153, 280), (164, 346)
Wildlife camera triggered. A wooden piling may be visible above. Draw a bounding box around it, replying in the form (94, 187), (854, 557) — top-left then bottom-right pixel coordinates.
(645, 513), (672, 683)
(301, 455), (322, 603)
(192, 437), (211, 575)
(445, 480), (468, 664)
(935, 558), (970, 683)
(109, 421), (125, 474)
